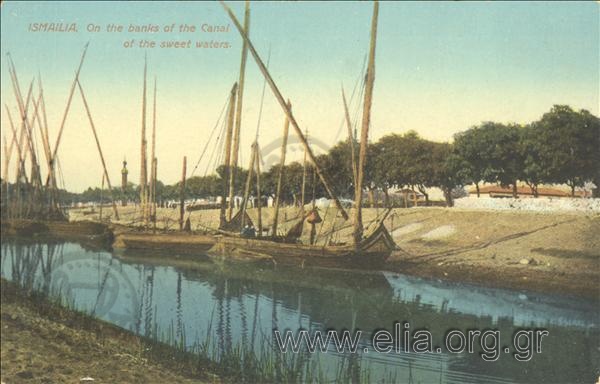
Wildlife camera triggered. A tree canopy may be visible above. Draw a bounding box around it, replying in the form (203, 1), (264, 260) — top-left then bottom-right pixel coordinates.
(59, 105), (599, 205)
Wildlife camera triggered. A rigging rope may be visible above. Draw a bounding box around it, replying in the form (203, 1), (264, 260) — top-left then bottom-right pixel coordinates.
(334, 54), (367, 142)
(190, 92), (230, 178)
(254, 46), (271, 142)
(351, 68), (367, 142)
(204, 98), (230, 177)
(207, 113), (228, 177)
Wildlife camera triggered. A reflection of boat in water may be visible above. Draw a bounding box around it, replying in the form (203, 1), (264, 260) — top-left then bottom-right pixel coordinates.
(3, 237), (599, 384)
(383, 271), (598, 329)
(116, 249), (394, 296)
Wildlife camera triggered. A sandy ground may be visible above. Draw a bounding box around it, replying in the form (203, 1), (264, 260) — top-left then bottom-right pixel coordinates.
(70, 205), (600, 300)
(0, 280), (219, 384)
(386, 208), (600, 300)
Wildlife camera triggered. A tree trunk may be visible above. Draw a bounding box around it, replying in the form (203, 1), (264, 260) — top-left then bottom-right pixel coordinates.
(525, 181), (538, 198)
(570, 182), (576, 197)
(443, 187), (454, 207)
(383, 187), (389, 208)
(475, 183), (480, 198)
(512, 182), (518, 198)
(417, 185), (429, 206)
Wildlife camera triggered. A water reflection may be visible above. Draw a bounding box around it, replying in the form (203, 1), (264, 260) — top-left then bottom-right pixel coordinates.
(1, 237), (598, 384)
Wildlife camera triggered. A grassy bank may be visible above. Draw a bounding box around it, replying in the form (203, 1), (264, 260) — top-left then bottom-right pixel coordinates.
(0, 279), (219, 384)
(0, 279), (380, 383)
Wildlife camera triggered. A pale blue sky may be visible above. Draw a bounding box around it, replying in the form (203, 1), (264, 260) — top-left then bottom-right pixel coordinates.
(1, 1), (598, 191)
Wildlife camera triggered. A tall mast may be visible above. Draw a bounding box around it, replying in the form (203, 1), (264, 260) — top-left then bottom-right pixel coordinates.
(342, 87), (358, 197)
(220, 83), (238, 228)
(6, 61), (37, 183)
(272, 100), (291, 237)
(5, 106), (26, 218)
(240, 141), (256, 229)
(4, 106), (24, 186)
(149, 76), (157, 222)
(36, 80), (52, 178)
(47, 43), (89, 192)
(221, 1), (349, 220)
(76, 79), (120, 220)
(254, 144), (262, 236)
(229, 0), (251, 218)
(353, 1), (379, 246)
(140, 55), (148, 222)
(2, 135), (11, 215)
(179, 156), (187, 231)
(300, 129), (308, 211)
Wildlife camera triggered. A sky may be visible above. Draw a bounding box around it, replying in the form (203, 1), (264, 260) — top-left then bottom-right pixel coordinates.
(1, 1), (598, 192)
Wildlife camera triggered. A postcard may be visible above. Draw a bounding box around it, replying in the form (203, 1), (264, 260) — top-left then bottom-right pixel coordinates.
(1, 1), (598, 383)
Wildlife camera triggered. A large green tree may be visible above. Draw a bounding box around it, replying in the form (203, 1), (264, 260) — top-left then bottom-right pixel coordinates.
(454, 122), (523, 197)
(430, 142), (467, 206)
(529, 105), (599, 196)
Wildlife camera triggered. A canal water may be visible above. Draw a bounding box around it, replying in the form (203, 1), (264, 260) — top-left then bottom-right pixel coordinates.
(1, 237), (598, 383)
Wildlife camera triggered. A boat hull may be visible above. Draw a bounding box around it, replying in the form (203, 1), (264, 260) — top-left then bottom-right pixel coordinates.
(1, 219), (112, 245)
(113, 232), (216, 255)
(208, 235), (392, 269)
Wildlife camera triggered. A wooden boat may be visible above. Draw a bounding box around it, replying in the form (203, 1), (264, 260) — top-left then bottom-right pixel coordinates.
(2, 218), (113, 245)
(210, 219), (395, 268)
(112, 230), (216, 254)
(208, 1), (396, 268)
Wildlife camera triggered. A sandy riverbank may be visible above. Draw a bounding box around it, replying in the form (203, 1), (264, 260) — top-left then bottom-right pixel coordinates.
(0, 279), (220, 384)
(71, 205), (600, 300)
(385, 208), (599, 300)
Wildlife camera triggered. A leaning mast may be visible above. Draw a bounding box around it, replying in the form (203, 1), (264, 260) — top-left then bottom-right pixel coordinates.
(353, 1), (379, 246)
(228, 0), (250, 221)
(221, 1), (350, 220)
(140, 55), (149, 224)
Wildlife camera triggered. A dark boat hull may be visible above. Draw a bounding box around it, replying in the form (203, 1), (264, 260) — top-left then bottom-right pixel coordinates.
(208, 223), (396, 269)
(1, 219), (112, 245)
(113, 231), (216, 255)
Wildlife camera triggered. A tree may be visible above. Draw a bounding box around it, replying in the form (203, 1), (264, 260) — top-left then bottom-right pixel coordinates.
(373, 131), (434, 204)
(185, 175), (221, 199)
(430, 142), (467, 207)
(367, 141), (391, 206)
(319, 140), (356, 199)
(454, 122), (523, 197)
(215, 165), (248, 196)
(520, 124), (544, 197)
(530, 105), (599, 196)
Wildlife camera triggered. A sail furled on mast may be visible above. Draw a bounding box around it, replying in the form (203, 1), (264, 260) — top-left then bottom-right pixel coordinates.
(354, 1), (379, 246)
(140, 55), (149, 223)
(229, 0), (251, 221)
(220, 82), (238, 229)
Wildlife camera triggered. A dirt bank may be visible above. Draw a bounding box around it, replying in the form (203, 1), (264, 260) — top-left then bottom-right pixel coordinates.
(0, 279), (219, 384)
(70, 205), (600, 300)
(386, 208), (599, 300)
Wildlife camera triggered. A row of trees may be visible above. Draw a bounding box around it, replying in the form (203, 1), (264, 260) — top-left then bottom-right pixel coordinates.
(454, 105), (599, 198)
(71, 105), (599, 207)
